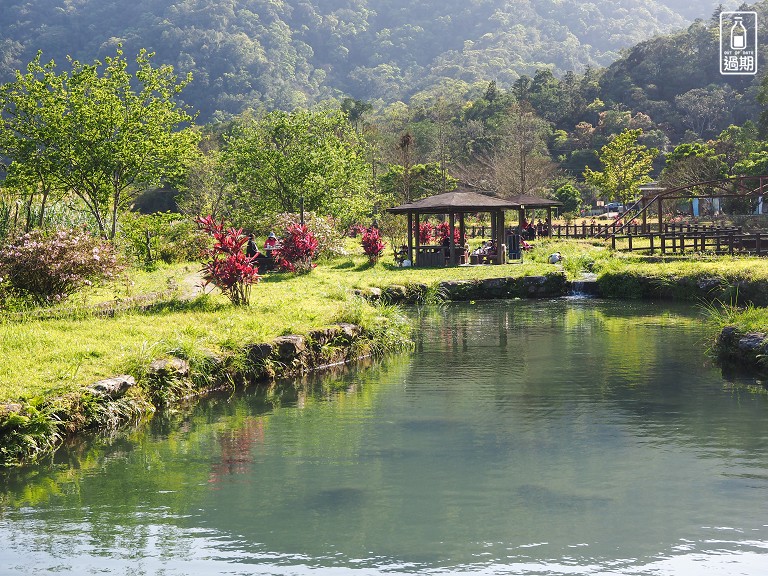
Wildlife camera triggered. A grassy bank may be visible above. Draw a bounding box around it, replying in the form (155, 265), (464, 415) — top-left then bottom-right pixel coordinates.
(4, 239), (768, 401)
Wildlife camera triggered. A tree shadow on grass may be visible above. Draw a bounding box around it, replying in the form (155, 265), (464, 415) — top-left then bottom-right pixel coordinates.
(139, 294), (229, 315)
(332, 260), (357, 270)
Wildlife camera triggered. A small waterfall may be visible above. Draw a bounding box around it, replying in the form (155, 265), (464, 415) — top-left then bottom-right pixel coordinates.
(568, 273), (600, 298)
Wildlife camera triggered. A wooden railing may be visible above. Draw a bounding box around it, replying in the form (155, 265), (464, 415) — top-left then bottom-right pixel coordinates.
(610, 228), (767, 256)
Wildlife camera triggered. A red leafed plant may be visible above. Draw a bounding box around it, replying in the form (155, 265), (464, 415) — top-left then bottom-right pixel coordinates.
(195, 215), (260, 306)
(361, 227), (385, 263)
(416, 221), (433, 244)
(435, 221), (461, 244)
(275, 223), (319, 273)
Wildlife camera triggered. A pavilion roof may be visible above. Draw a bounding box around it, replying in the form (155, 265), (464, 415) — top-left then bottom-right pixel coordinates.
(387, 189), (543, 214)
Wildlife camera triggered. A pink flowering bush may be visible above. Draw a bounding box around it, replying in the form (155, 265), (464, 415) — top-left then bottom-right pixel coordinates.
(275, 224), (319, 273)
(196, 215), (260, 306)
(0, 228), (120, 304)
(361, 227), (385, 263)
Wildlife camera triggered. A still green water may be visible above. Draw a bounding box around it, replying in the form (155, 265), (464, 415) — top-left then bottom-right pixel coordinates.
(1, 299), (768, 575)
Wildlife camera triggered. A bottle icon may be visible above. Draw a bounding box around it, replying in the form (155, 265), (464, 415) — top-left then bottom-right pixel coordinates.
(731, 16), (747, 50)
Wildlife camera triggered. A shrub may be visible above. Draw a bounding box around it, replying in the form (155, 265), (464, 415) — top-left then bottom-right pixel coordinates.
(361, 227), (385, 263)
(272, 212), (346, 258)
(196, 215), (260, 306)
(416, 221), (433, 244)
(435, 221), (461, 244)
(119, 212), (207, 267)
(275, 223), (319, 273)
(0, 228), (120, 304)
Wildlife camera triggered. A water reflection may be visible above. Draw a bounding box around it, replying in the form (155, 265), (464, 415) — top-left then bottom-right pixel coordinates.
(1, 299), (768, 575)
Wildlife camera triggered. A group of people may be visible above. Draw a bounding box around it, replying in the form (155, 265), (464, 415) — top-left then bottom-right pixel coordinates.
(520, 219), (549, 241)
(246, 232), (279, 271)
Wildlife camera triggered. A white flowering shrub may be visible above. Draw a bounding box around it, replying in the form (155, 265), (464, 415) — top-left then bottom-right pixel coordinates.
(0, 228), (121, 304)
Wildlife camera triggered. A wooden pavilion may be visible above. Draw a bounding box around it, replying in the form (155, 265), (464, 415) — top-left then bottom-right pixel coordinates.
(387, 188), (562, 266)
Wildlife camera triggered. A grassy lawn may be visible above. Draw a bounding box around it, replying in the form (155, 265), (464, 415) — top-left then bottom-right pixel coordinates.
(2, 237), (768, 403)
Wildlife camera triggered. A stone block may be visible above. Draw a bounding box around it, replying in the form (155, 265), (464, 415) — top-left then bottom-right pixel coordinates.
(89, 375), (136, 399)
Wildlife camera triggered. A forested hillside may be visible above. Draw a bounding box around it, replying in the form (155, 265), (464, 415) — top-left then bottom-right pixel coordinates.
(0, 0), (719, 121)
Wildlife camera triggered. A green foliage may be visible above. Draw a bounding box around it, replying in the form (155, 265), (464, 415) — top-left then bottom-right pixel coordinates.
(0, 47), (199, 239)
(118, 212), (205, 268)
(0, 0), (704, 123)
(0, 403), (61, 467)
(553, 183), (583, 214)
(661, 142), (728, 191)
(378, 162), (457, 204)
(222, 109), (374, 229)
(583, 129), (658, 206)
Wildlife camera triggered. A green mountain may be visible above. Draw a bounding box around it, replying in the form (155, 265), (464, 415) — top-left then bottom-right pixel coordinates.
(0, 0), (719, 121)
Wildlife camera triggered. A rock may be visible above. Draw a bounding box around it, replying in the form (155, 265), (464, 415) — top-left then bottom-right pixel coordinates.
(480, 277), (512, 298)
(246, 342), (273, 362)
(520, 276), (549, 297)
(0, 403), (23, 418)
(365, 287), (382, 301)
(382, 284), (408, 302)
(438, 280), (476, 301)
(273, 335), (307, 360)
(336, 323), (362, 341)
(89, 375), (135, 399)
(738, 332), (768, 355)
(148, 358), (190, 379)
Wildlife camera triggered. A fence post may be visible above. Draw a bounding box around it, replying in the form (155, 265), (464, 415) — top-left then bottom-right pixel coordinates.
(612, 235), (616, 250)
(628, 234), (633, 252)
(661, 235), (666, 254)
(649, 234), (654, 254)
(757, 233), (762, 255)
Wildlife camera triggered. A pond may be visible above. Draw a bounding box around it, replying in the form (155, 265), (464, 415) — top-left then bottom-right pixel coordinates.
(1, 299), (767, 575)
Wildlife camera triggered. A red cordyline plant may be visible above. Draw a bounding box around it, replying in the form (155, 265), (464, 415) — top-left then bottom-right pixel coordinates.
(0, 228), (120, 304)
(275, 223), (319, 273)
(195, 215), (260, 306)
(435, 221), (461, 244)
(361, 227), (385, 263)
(416, 221), (433, 244)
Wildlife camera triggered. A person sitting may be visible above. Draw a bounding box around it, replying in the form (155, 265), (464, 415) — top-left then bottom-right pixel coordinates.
(246, 234), (260, 259)
(264, 232), (278, 254)
(526, 222), (536, 240)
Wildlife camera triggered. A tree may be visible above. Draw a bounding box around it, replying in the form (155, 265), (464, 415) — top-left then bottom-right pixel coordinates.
(494, 101), (556, 197)
(0, 54), (66, 232)
(660, 143), (727, 191)
(553, 182), (583, 213)
(222, 108), (373, 229)
(583, 129), (658, 206)
(0, 48), (199, 239)
(378, 162), (457, 205)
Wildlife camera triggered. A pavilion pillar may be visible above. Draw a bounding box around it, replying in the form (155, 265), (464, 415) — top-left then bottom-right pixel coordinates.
(641, 197), (647, 233)
(459, 213), (466, 244)
(415, 211), (421, 267)
(497, 210), (506, 264)
(407, 212), (413, 264)
(449, 212), (456, 265)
